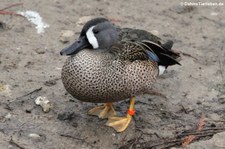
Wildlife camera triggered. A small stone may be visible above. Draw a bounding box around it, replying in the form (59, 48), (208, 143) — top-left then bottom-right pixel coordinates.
(35, 48), (45, 54)
(59, 30), (75, 43)
(28, 133), (41, 138)
(5, 113), (12, 119)
(150, 30), (159, 36)
(196, 100), (202, 104)
(0, 84), (12, 97)
(28, 133), (43, 142)
(208, 113), (221, 121)
(25, 105), (33, 113)
(57, 111), (76, 121)
(24, 61), (34, 68)
(0, 21), (8, 30)
(44, 79), (57, 86)
(77, 16), (95, 25)
(218, 95), (225, 104)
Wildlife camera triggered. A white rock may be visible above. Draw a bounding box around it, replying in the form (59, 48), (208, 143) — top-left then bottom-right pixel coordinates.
(0, 84), (12, 97)
(5, 113), (12, 119)
(28, 133), (41, 138)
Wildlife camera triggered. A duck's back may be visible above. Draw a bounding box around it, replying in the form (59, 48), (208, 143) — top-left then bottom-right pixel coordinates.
(117, 27), (161, 44)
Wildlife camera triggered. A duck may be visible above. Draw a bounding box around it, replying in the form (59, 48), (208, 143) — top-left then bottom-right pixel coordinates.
(60, 17), (180, 132)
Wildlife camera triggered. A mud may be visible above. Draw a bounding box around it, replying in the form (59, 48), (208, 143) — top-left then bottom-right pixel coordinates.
(1, 0), (225, 148)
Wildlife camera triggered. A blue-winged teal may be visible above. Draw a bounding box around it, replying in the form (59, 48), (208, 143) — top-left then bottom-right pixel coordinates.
(60, 18), (180, 132)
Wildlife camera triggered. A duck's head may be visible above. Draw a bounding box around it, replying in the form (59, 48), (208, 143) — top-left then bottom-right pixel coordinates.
(60, 18), (118, 56)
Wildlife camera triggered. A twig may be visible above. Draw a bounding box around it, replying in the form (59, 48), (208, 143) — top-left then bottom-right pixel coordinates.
(0, 3), (23, 11)
(179, 51), (198, 60)
(109, 18), (123, 23)
(149, 90), (167, 99)
(219, 60), (225, 81)
(135, 127), (224, 149)
(59, 133), (96, 148)
(197, 116), (205, 131)
(146, 139), (181, 148)
(219, 46), (225, 82)
(0, 10), (24, 17)
(119, 136), (142, 149)
(0, 3), (24, 17)
(180, 104), (188, 114)
(201, 16), (225, 27)
(178, 127), (225, 137)
(59, 133), (84, 141)
(9, 138), (25, 149)
(3, 102), (13, 111)
(119, 126), (225, 149)
(181, 115), (206, 148)
(16, 87), (42, 100)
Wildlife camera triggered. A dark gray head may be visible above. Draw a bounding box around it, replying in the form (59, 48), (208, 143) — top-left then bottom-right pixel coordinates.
(60, 18), (118, 55)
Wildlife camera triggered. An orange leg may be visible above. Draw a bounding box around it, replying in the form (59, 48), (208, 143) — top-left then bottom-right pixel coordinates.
(106, 97), (136, 132)
(88, 103), (117, 119)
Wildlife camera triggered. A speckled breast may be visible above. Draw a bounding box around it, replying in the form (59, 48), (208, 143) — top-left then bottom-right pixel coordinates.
(61, 50), (158, 103)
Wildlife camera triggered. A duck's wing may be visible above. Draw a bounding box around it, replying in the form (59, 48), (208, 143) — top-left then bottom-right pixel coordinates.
(141, 40), (181, 66)
(110, 40), (180, 67)
(110, 41), (151, 62)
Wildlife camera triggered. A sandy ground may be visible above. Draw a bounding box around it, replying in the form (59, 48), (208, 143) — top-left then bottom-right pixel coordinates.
(1, 0), (225, 148)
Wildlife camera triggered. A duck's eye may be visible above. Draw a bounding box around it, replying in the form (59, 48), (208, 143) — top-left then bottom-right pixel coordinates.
(93, 30), (99, 34)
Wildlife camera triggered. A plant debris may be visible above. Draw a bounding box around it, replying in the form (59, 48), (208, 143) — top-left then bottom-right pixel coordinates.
(35, 96), (53, 112)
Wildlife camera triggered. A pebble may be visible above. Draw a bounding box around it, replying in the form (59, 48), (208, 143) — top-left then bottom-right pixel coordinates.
(218, 95), (225, 104)
(0, 21), (8, 30)
(57, 111), (76, 121)
(35, 48), (45, 54)
(150, 30), (159, 36)
(77, 16), (95, 25)
(28, 133), (41, 138)
(5, 113), (12, 119)
(0, 84), (12, 97)
(59, 30), (75, 43)
(44, 79), (57, 86)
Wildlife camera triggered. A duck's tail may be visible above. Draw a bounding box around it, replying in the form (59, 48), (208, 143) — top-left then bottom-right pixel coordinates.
(140, 40), (181, 67)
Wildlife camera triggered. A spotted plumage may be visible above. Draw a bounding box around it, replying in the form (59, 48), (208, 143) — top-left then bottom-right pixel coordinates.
(60, 17), (181, 132)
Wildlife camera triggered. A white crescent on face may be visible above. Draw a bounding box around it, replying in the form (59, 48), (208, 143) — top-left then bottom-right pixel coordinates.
(86, 26), (99, 49)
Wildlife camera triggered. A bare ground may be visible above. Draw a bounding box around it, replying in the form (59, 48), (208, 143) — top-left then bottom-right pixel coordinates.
(1, 0), (225, 148)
